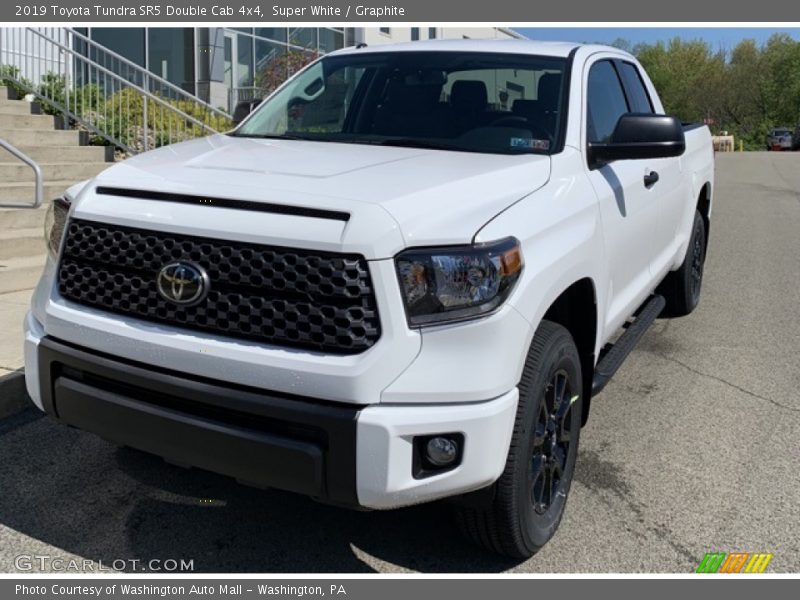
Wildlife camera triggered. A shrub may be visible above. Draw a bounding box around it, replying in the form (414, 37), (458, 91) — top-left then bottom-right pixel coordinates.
(256, 49), (319, 97)
(102, 88), (231, 152)
(0, 64), (34, 99)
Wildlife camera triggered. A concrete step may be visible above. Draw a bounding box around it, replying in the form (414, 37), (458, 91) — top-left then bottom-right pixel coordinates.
(0, 128), (84, 147)
(0, 113), (57, 130)
(0, 228), (46, 260)
(0, 253), (46, 294)
(6, 145), (112, 163)
(0, 161), (110, 182)
(0, 100), (36, 115)
(0, 180), (75, 206)
(0, 204), (49, 230)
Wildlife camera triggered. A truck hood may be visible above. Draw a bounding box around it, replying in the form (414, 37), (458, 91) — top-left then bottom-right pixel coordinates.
(82, 134), (551, 258)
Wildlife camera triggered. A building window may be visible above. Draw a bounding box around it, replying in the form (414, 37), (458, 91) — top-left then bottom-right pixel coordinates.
(236, 33), (254, 87)
(90, 28), (145, 66)
(411, 28), (419, 41)
(428, 28), (437, 39)
(255, 28), (288, 43)
(148, 28), (195, 93)
(289, 28), (317, 50)
(319, 29), (345, 53)
(255, 38), (287, 83)
(380, 28), (391, 36)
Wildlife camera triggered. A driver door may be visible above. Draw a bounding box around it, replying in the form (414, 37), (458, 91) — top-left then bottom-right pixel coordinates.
(584, 58), (661, 334)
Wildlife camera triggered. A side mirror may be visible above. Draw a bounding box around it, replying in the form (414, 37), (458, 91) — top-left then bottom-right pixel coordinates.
(588, 113), (685, 168)
(232, 98), (262, 127)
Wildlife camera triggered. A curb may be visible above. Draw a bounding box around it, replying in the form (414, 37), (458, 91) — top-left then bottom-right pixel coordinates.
(0, 370), (32, 419)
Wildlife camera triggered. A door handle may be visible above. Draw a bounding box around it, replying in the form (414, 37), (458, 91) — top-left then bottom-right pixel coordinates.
(644, 171), (660, 188)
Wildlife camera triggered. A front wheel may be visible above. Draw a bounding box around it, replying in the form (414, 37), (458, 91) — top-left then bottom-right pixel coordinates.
(454, 321), (583, 558)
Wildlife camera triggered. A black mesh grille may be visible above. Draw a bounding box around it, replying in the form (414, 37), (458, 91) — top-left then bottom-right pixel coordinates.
(57, 219), (381, 354)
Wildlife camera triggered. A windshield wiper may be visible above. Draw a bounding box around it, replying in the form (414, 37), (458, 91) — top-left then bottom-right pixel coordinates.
(378, 138), (463, 150)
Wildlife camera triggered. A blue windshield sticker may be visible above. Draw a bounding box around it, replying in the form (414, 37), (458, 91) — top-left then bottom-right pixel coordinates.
(510, 137), (550, 150)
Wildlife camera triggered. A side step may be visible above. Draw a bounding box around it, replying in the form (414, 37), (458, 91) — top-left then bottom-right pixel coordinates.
(592, 294), (666, 396)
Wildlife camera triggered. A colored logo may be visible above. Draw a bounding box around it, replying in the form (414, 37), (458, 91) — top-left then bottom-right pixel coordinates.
(696, 552), (773, 573)
(156, 261), (209, 306)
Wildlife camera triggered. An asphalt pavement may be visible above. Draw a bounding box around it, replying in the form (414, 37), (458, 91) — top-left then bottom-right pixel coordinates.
(0, 152), (798, 573)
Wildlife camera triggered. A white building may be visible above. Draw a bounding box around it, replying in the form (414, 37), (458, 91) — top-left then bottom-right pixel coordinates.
(360, 27), (523, 45)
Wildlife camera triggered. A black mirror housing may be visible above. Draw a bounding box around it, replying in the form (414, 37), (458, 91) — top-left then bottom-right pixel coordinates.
(589, 113), (686, 167)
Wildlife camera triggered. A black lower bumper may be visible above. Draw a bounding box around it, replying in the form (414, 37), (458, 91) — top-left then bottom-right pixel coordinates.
(38, 337), (361, 506)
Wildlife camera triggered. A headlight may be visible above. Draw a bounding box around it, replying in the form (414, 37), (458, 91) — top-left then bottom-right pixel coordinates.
(43, 195), (71, 257)
(395, 237), (523, 327)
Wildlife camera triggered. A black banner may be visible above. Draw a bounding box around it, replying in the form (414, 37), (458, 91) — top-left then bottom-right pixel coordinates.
(2, 0), (800, 22)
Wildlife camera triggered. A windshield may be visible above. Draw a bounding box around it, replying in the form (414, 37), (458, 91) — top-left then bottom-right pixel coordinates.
(234, 51), (568, 155)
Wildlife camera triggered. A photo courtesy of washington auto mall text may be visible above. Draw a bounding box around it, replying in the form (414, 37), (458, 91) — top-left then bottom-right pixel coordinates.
(15, 584), (349, 596)
(0, 0), (799, 596)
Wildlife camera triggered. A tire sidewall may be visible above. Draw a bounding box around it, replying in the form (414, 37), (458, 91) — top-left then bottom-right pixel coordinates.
(683, 212), (706, 310)
(516, 331), (583, 552)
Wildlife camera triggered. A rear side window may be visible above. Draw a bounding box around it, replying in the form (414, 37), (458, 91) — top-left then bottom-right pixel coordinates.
(619, 62), (653, 113)
(587, 60), (629, 143)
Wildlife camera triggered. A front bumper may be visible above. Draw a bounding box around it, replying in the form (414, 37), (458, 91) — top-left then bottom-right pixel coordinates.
(26, 317), (517, 509)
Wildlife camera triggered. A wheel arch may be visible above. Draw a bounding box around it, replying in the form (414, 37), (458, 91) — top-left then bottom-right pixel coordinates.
(696, 181), (712, 250)
(540, 277), (598, 425)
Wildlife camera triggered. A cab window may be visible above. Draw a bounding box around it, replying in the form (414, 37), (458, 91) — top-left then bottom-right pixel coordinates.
(586, 60), (629, 143)
(619, 62), (653, 113)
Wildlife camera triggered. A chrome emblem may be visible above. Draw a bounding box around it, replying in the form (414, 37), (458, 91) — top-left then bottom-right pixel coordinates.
(156, 262), (209, 305)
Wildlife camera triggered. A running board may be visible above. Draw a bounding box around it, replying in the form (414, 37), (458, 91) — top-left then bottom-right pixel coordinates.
(592, 294), (666, 396)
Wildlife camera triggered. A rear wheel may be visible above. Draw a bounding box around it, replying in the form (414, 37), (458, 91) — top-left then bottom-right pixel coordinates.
(657, 210), (706, 317)
(454, 321), (583, 558)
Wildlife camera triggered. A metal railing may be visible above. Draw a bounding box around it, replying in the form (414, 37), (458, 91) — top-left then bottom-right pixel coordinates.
(66, 28), (230, 121)
(0, 27), (232, 155)
(0, 138), (43, 209)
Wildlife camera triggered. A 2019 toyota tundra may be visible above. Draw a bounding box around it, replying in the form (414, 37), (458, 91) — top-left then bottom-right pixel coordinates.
(25, 40), (714, 557)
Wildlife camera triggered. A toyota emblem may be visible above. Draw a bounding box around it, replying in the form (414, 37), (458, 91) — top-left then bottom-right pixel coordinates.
(156, 261), (209, 306)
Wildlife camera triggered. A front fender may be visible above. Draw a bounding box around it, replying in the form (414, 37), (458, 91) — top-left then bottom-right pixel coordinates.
(476, 148), (607, 366)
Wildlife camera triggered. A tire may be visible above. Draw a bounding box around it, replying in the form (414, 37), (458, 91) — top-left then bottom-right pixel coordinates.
(657, 210), (707, 317)
(454, 320), (583, 558)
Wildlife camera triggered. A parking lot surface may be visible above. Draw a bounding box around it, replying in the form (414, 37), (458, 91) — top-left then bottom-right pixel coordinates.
(1, 152), (798, 573)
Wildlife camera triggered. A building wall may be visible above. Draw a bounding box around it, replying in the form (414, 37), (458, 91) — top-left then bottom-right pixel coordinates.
(0, 28), (70, 88)
(362, 27), (522, 45)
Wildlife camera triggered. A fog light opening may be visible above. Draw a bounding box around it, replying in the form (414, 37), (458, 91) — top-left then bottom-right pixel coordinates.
(413, 433), (464, 479)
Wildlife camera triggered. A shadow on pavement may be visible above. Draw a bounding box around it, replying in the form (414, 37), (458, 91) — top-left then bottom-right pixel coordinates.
(0, 409), (521, 573)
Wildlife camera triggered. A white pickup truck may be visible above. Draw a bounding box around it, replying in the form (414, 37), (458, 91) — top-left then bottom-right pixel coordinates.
(25, 39), (713, 557)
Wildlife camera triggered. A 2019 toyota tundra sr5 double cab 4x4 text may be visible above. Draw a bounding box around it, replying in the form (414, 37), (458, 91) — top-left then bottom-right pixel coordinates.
(25, 40), (714, 558)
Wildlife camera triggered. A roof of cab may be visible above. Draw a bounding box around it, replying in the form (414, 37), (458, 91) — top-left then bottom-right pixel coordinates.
(330, 38), (585, 59)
